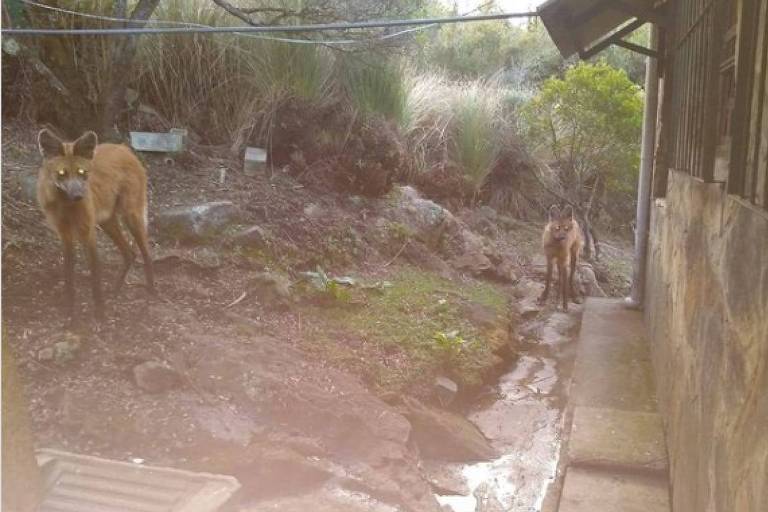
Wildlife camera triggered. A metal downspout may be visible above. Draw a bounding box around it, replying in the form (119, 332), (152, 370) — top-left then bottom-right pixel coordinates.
(627, 24), (660, 309)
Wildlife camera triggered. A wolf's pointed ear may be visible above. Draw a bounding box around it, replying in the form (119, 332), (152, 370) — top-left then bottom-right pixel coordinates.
(561, 205), (574, 220)
(548, 205), (560, 221)
(38, 129), (63, 159)
(73, 131), (98, 159)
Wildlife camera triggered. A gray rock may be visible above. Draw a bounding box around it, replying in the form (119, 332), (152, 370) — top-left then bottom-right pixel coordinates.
(387, 186), (455, 245)
(232, 225), (269, 248)
(230, 444), (336, 498)
(449, 229), (499, 276)
(133, 361), (180, 393)
(250, 271), (292, 304)
(17, 172), (37, 204)
(434, 376), (459, 406)
(303, 203), (324, 220)
(578, 264), (608, 297)
(53, 336), (81, 363)
(154, 201), (239, 243)
(401, 397), (496, 462)
(185, 335), (441, 512)
(37, 347), (54, 362)
(491, 256), (518, 283)
(421, 461), (469, 496)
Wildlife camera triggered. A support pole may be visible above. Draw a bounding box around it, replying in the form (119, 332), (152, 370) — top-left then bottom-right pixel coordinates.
(2, 345), (43, 512)
(627, 24), (659, 309)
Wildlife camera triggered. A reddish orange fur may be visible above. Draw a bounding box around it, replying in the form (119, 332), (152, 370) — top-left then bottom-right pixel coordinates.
(538, 205), (584, 311)
(37, 129), (154, 322)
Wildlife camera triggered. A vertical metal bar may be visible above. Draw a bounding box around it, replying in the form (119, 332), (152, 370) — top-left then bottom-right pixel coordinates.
(746, 0), (768, 201)
(701, 0), (724, 181)
(628, 25), (660, 308)
(729, 0), (758, 194)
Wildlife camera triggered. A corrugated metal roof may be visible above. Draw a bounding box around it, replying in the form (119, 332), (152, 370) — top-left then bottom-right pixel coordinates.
(538, 0), (655, 58)
(36, 450), (240, 512)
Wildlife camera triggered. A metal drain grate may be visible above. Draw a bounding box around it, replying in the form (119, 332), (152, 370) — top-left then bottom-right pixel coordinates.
(36, 449), (240, 512)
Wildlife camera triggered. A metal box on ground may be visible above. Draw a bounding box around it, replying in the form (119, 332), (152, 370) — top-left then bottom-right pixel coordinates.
(35, 449), (241, 512)
(130, 130), (185, 153)
(243, 147), (267, 176)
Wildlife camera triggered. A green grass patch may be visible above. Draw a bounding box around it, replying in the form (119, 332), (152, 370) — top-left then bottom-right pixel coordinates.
(299, 266), (509, 394)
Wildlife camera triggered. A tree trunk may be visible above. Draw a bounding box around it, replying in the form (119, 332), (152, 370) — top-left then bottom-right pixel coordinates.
(98, 0), (161, 139)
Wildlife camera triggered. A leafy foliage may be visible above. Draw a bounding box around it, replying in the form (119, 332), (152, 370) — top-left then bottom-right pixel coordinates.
(301, 266), (354, 302)
(432, 330), (467, 360)
(521, 62), (643, 221)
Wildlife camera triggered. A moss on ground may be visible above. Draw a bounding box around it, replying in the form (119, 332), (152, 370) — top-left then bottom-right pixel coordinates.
(299, 266), (510, 396)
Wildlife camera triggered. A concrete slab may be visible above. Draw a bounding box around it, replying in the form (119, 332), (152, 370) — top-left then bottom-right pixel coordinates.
(130, 131), (184, 152)
(571, 298), (657, 412)
(36, 449), (240, 512)
(243, 147), (267, 176)
(568, 406), (667, 472)
(558, 467), (670, 512)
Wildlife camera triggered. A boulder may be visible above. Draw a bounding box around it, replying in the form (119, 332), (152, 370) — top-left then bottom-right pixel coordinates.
(132, 361), (181, 393)
(228, 443), (336, 499)
(449, 229), (494, 275)
(232, 225), (269, 248)
(577, 264), (608, 297)
(249, 271), (293, 306)
(51, 334), (81, 364)
(185, 335), (441, 511)
(386, 186), (456, 246)
(154, 201), (239, 243)
(401, 397), (496, 462)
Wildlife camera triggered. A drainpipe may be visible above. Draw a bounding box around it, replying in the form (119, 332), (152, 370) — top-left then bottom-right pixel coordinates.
(627, 24), (659, 309)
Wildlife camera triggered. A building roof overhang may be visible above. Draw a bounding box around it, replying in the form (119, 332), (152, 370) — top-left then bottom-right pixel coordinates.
(537, 0), (665, 59)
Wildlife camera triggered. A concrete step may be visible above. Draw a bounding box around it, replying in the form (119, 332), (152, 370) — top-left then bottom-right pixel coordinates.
(559, 467), (670, 512)
(568, 406), (667, 473)
(570, 298), (657, 412)
(556, 298), (671, 512)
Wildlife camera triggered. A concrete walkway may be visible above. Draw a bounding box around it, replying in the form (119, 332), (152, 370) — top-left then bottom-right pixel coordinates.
(556, 298), (671, 512)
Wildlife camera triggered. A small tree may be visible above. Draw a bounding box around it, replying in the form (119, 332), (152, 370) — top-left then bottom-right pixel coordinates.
(522, 61), (643, 255)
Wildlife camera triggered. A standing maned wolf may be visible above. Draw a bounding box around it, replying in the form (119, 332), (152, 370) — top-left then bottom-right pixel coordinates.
(538, 205), (584, 311)
(37, 129), (154, 322)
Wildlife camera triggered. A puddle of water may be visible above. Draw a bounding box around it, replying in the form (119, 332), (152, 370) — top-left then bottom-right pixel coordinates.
(437, 311), (578, 512)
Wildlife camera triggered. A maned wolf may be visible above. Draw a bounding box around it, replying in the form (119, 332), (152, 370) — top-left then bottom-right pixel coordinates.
(37, 129), (154, 321)
(538, 204), (584, 311)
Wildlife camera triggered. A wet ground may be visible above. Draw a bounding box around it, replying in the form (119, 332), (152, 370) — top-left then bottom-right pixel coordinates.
(436, 302), (581, 512)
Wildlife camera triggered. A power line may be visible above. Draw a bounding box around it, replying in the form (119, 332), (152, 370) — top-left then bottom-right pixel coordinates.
(2, 12), (538, 37)
(13, 0), (487, 46)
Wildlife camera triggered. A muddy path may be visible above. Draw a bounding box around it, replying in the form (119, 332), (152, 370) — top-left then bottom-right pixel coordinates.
(435, 286), (582, 512)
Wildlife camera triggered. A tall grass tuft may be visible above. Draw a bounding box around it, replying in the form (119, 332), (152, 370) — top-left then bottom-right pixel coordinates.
(402, 73), (509, 199)
(340, 56), (408, 126)
(135, 0), (333, 143)
(449, 80), (505, 201)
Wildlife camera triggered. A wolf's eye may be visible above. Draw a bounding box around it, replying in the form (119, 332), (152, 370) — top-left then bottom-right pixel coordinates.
(77, 168), (86, 175)
(564, 226), (570, 231)
(554, 226), (560, 231)
(57, 169), (66, 177)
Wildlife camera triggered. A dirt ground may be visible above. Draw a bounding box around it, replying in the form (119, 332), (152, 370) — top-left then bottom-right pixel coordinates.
(1, 118), (633, 510)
